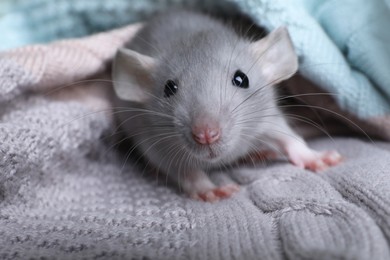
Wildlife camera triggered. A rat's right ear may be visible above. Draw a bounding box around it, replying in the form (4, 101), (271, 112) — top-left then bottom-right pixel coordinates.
(250, 27), (298, 84)
(112, 48), (156, 102)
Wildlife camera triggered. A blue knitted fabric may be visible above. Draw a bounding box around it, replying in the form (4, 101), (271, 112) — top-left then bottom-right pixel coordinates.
(1, 0), (389, 118)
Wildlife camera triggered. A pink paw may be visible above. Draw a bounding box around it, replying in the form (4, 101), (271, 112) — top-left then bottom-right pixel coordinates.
(290, 150), (342, 172)
(190, 184), (240, 202)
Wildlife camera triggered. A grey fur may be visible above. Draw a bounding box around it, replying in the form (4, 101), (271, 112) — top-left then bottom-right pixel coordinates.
(112, 10), (301, 197)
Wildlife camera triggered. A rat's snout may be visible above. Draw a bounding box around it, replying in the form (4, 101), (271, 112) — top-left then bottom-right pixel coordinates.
(191, 123), (221, 145)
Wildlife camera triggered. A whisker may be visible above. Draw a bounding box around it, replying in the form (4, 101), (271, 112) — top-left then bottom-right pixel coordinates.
(43, 79), (114, 96)
(120, 131), (179, 171)
(276, 92), (341, 102)
(279, 104), (375, 144)
(136, 136), (181, 176)
(240, 133), (287, 160)
(165, 144), (185, 187)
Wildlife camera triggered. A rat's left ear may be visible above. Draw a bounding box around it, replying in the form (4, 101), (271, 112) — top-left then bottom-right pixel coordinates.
(250, 27), (298, 84)
(112, 48), (156, 103)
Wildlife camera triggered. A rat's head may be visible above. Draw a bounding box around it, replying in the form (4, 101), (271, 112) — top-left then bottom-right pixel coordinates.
(113, 27), (298, 164)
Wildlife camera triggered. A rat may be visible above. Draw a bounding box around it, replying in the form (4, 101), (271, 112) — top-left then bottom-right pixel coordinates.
(111, 10), (342, 202)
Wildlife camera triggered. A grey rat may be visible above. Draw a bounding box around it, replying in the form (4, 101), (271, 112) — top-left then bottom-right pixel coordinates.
(112, 10), (342, 202)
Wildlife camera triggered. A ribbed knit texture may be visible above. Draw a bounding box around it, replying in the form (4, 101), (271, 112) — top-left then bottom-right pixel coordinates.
(1, 22), (390, 259)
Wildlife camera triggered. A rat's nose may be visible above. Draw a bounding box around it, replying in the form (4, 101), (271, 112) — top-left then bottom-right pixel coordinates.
(192, 126), (221, 145)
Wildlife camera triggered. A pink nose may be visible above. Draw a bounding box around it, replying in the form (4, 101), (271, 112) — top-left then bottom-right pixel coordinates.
(192, 126), (221, 145)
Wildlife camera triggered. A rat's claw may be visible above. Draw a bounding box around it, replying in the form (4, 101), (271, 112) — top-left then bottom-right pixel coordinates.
(307, 159), (328, 172)
(191, 184), (240, 202)
(290, 149), (343, 172)
(323, 151), (342, 166)
(214, 184), (240, 197)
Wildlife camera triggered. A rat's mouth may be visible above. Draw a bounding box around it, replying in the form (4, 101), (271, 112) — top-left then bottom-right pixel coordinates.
(189, 143), (225, 162)
(207, 148), (218, 159)
(181, 132), (226, 162)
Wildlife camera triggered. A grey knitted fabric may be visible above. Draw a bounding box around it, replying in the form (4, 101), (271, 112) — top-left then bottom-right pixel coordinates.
(1, 26), (390, 260)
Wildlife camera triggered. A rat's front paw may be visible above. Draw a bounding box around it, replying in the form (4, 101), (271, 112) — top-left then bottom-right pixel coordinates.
(289, 149), (342, 172)
(190, 184), (240, 202)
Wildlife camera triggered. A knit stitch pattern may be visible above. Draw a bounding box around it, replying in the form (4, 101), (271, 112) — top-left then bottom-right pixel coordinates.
(0, 23), (390, 260)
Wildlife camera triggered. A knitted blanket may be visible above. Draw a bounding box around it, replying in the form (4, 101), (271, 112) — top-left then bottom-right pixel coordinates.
(1, 21), (390, 259)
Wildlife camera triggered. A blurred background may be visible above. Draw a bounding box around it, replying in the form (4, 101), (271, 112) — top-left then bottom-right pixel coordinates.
(0, 0), (236, 51)
(1, 0), (389, 118)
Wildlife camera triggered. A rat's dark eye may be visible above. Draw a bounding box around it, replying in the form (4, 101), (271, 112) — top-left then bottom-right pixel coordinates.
(164, 80), (178, 97)
(232, 70), (249, 88)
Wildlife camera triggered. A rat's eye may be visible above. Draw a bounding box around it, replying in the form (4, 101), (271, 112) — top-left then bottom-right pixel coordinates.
(164, 80), (178, 97)
(232, 70), (249, 88)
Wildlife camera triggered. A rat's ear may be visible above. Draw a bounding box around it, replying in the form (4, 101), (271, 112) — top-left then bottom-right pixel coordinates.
(250, 27), (298, 84)
(112, 48), (156, 102)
